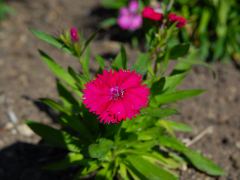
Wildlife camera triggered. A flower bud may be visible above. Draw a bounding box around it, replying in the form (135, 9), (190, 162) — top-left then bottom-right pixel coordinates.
(70, 27), (79, 42)
(168, 13), (187, 28)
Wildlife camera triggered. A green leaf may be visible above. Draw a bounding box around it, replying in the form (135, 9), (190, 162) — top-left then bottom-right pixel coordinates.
(100, 18), (117, 28)
(56, 80), (80, 110)
(31, 29), (71, 54)
(112, 45), (127, 70)
(170, 43), (190, 59)
(40, 98), (70, 115)
(77, 161), (99, 178)
(80, 48), (91, 80)
(68, 67), (86, 91)
(159, 136), (186, 152)
(141, 108), (178, 118)
(157, 120), (192, 132)
(39, 50), (76, 88)
(118, 163), (130, 180)
(132, 53), (150, 75)
(163, 72), (188, 92)
(60, 114), (94, 141)
(95, 55), (105, 71)
(126, 155), (177, 180)
(151, 72), (188, 96)
(130, 141), (158, 150)
(155, 89), (205, 104)
(95, 163), (113, 180)
(89, 139), (114, 160)
(137, 128), (163, 141)
(159, 136), (224, 176)
(186, 150), (225, 176)
(44, 153), (83, 170)
(101, 0), (127, 9)
(26, 121), (81, 152)
(80, 30), (99, 57)
(145, 152), (182, 169)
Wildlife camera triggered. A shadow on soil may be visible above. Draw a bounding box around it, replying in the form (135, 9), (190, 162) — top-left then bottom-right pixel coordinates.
(0, 142), (73, 180)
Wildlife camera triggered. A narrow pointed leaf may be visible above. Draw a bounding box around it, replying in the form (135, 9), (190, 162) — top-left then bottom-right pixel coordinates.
(100, 18), (117, 28)
(80, 30), (99, 57)
(26, 121), (81, 152)
(57, 81), (79, 109)
(112, 45), (127, 70)
(95, 55), (105, 71)
(141, 108), (178, 118)
(80, 48), (91, 79)
(40, 98), (70, 115)
(186, 150), (225, 176)
(157, 120), (192, 132)
(126, 155), (177, 180)
(159, 136), (224, 176)
(39, 50), (76, 88)
(155, 89), (205, 104)
(31, 29), (71, 54)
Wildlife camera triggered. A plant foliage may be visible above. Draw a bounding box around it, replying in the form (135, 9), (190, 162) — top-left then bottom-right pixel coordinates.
(27, 17), (224, 180)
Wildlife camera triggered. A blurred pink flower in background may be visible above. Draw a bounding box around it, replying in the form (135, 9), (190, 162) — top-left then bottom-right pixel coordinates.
(117, 0), (142, 31)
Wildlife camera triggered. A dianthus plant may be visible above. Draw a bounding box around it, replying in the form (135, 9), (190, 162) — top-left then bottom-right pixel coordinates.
(27, 23), (224, 179)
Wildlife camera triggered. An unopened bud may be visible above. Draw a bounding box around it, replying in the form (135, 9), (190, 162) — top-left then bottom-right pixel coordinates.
(70, 27), (79, 42)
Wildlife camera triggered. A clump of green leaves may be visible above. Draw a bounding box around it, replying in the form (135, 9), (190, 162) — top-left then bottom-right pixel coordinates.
(27, 25), (224, 180)
(174, 0), (240, 61)
(0, 0), (13, 20)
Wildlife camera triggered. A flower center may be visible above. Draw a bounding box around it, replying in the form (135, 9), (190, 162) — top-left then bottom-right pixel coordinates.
(110, 86), (125, 100)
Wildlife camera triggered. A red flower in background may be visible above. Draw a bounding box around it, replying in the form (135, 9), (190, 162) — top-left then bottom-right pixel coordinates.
(168, 13), (187, 28)
(142, 7), (163, 21)
(83, 70), (149, 124)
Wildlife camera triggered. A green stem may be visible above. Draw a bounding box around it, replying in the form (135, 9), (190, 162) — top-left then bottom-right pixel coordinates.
(167, 0), (175, 12)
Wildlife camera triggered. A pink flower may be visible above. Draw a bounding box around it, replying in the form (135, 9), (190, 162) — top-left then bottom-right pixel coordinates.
(83, 70), (150, 124)
(117, 1), (142, 31)
(142, 6), (163, 21)
(168, 13), (187, 28)
(70, 27), (79, 42)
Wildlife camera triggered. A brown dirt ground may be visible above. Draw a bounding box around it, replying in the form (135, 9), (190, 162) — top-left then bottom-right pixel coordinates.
(0, 0), (239, 179)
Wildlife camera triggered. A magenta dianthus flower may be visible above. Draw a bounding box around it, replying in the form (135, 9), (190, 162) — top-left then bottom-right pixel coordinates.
(117, 0), (142, 31)
(83, 70), (150, 124)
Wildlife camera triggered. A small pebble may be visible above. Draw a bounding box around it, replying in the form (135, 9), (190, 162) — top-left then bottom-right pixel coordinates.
(17, 124), (34, 137)
(11, 129), (17, 134)
(4, 122), (14, 130)
(0, 92), (5, 104)
(236, 141), (240, 149)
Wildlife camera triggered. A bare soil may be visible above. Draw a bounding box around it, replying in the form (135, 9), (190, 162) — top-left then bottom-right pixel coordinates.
(0, 0), (239, 179)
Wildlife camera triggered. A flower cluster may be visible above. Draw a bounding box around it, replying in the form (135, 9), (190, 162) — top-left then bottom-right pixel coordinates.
(142, 6), (187, 28)
(117, 1), (187, 30)
(83, 70), (149, 124)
